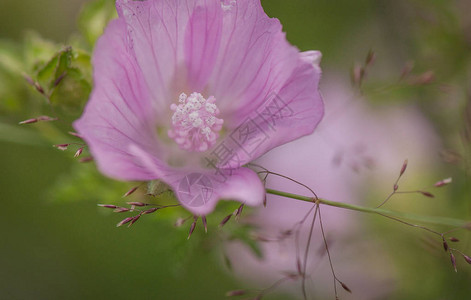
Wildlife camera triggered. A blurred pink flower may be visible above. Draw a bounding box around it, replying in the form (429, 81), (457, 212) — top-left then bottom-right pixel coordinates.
(74, 0), (324, 215)
(226, 77), (440, 299)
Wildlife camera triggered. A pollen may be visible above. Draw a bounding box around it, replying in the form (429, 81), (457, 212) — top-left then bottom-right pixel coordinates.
(168, 92), (224, 152)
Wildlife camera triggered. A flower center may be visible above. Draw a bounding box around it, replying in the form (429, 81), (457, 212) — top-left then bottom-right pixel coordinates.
(168, 92), (224, 152)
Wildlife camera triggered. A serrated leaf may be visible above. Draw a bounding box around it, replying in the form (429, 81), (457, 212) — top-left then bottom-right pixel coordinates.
(27, 45), (92, 112)
(36, 53), (59, 88)
(54, 47), (73, 84)
(35, 46), (74, 89)
(49, 67), (91, 112)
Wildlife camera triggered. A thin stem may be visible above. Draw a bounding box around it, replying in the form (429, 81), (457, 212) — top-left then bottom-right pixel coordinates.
(318, 203), (339, 298)
(376, 190), (395, 208)
(257, 170), (318, 199)
(266, 188), (471, 228)
(377, 213), (442, 236)
(258, 276), (292, 298)
(301, 203), (319, 300)
(376, 170), (403, 208)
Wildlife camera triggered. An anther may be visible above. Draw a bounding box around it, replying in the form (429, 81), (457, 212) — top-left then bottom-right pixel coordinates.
(168, 92), (223, 152)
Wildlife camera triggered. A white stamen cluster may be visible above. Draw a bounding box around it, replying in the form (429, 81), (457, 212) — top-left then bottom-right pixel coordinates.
(168, 92), (223, 152)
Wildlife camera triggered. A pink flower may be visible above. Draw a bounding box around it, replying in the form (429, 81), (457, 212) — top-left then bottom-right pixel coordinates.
(225, 77), (440, 299)
(73, 0), (324, 215)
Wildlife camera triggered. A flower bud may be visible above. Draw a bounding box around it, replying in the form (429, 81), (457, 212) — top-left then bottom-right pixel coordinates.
(434, 177), (452, 187)
(142, 208), (159, 214)
(235, 204), (244, 220)
(98, 204), (117, 209)
(340, 281), (352, 293)
(400, 159), (408, 176)
(443, 240), (449, 252)
(450, 252), (457, 272)
(54, 144), (70, 151)
(114, 207), (130, 213)
(202, 216), (208, 233)
(19, 118), (38, 125)
(34, 82), (45, 94)
(420, 191), (434, 198)
(219, 214), (232, 227)
(129, 215), (141, 226)
(123, 186), (139, 197)
(117, 217), (134, 227)
(188, 217), (198, 239)
(22, 73), (35, 86)
(74, 148), (84, 158)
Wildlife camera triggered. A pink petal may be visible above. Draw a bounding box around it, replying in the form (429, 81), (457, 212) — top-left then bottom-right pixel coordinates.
(208, 0), (299, 122)
(116, 0), (187, 110)
(217, 51), (324, 168)
(129, 144), (264, 215)
(73, 20), (162, 181)
(174, 167), (265, 215)
(215, 167), (265, 206)
(184, 0), (223, 91)
(116, 0), (224, 110)
(75, 0), (321, 216)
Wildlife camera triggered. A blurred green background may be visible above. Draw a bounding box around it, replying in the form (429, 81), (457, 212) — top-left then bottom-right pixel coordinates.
(1, 0), (470, 299)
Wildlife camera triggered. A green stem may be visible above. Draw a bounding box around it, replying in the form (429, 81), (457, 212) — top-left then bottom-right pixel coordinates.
(266, 188), (471, 229)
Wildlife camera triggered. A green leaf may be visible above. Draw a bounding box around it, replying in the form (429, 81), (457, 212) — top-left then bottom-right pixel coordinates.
(147, 180), (172, 196)
(49, 67), (91, 113)
(30, 46), (92, 113)
(36, 51), (60, 88)
(54, 47), (73, 84)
